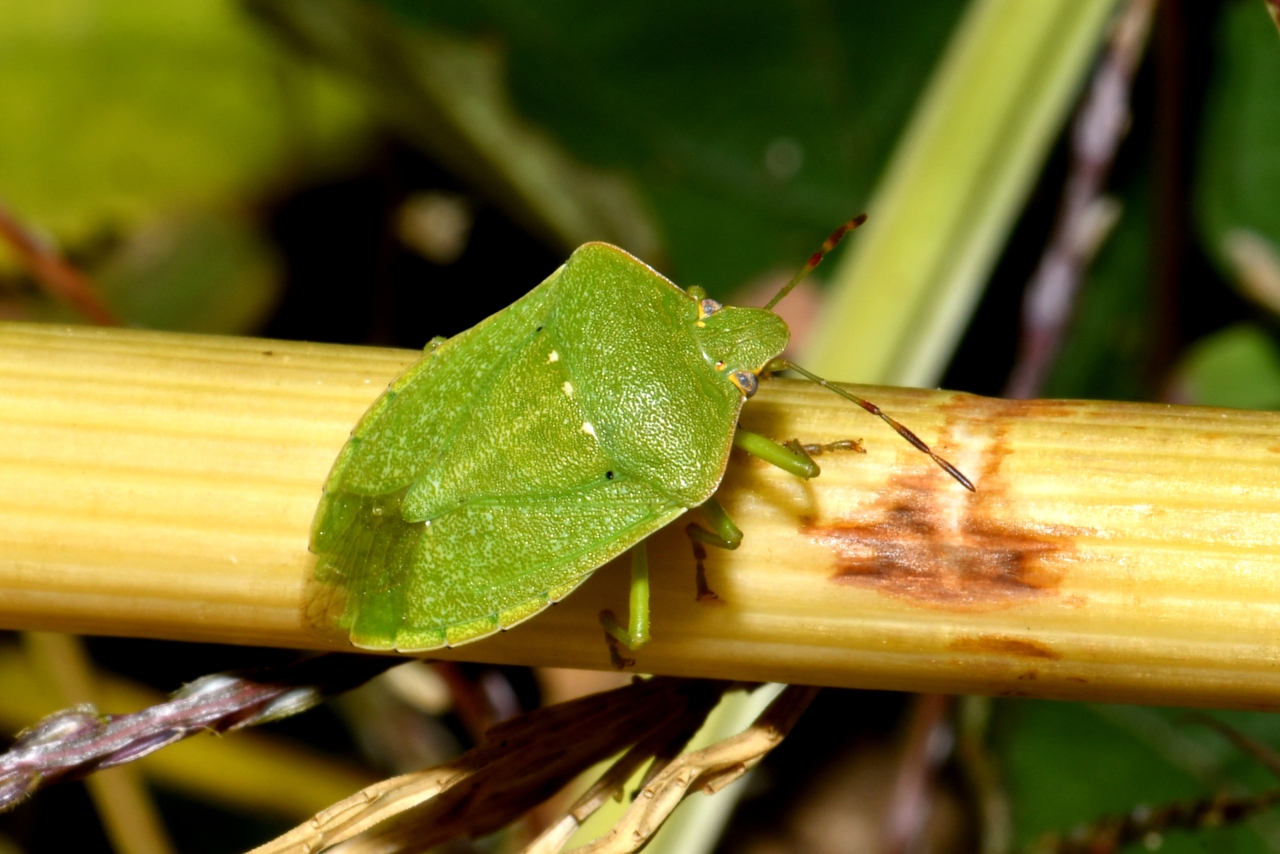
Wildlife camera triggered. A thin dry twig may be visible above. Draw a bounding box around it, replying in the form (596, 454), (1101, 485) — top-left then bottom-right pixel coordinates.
(563, 684), (819, 854)
(1005, 0), (1157, 399)
(250, 678), (731, 854)
(0, 202), (118, 326)
(0, 654), (394, 811)
(518, 690), (720, 854)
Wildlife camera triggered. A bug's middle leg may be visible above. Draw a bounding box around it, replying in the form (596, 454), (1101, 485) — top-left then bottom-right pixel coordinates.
(686, 431), (866, 603)
(600, 542), (650, 669)
(686, 495), (743, 602)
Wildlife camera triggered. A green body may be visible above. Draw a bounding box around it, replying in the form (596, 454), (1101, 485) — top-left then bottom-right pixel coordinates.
(310, 243), (789, 651)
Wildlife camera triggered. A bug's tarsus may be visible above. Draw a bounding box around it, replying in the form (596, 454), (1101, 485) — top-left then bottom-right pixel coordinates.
(692, 541), (719, 602)
(799, 438), (865, 456)
(764, 213), (868, 310)
(767, 359), (976, 492)
(599, 611), (636, 669)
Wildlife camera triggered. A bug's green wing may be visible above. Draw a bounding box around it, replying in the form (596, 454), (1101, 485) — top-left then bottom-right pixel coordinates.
(310, 259), (691, 651)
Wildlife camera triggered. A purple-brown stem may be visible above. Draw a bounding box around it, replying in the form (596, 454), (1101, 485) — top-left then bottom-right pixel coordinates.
(0, 654), (395, 812)
(1005, 0), (1157, 399)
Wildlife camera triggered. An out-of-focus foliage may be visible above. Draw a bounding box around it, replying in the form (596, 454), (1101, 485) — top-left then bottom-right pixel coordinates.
(256, 0), (966, 295)
(0, 0), (367, 242)
(1174, 324), (1280, 409)
(998, 700), (1280, 852)
(1197, 0), (1280, 285)
(1171, 0), (1280, 410)
(0, 0), (370, 334)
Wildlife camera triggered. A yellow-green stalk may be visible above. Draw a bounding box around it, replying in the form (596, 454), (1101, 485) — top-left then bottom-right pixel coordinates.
(2, 323), (1280, 709)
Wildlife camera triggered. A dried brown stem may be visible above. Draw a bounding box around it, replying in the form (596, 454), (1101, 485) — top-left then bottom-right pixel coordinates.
(0, 204), (118, 326)
(1005, 0), (1156, 398)
(250, 678), (730, 854)
(564, 685), (819, 854)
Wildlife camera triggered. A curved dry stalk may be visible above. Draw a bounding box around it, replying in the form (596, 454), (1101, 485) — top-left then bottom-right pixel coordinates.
(518, 689), (726, 854)
(564, 685), (819, 854)
(249, 678), (729, 854)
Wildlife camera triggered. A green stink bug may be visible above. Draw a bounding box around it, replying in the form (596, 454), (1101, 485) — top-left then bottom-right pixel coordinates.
(309, 217), (972, 664)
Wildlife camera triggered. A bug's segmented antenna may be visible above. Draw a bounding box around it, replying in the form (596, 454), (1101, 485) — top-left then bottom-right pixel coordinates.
(764, 213), (868, 311)
(767, 359), (976, 492)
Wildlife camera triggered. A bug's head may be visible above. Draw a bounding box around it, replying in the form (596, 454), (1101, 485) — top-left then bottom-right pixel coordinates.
(692, 299), (789, 398)
(690, 214), (868, 400)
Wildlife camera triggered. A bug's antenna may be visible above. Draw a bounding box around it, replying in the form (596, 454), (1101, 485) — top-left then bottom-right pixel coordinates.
(766, 358), (975, 491)
(764, 213), (868, 310)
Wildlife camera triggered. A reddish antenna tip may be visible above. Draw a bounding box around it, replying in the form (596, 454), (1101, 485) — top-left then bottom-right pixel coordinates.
(764, 214), (868, 310)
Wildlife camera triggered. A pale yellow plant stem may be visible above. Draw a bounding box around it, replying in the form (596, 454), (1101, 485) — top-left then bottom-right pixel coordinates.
(4, 322), (1280, 708)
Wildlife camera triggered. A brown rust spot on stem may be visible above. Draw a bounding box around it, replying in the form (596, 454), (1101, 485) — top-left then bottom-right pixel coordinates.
(949, 634), (1062, 660)
(811, 398), (1085, 610)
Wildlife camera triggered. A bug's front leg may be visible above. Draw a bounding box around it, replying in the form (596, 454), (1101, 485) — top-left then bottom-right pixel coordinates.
(600, 543), (650, 669)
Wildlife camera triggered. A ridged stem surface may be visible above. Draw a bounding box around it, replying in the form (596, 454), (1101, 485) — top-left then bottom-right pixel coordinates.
(3, 322), (1280, 708)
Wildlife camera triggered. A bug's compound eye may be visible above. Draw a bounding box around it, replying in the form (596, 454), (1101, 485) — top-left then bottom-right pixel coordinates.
(698, 298), (723, 319)
(729, 370), (759, 398)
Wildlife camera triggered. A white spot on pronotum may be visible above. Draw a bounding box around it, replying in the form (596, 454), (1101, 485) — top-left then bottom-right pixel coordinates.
(582, 421), (597, 438)
(562, 381), (574, 397)
(548, 350), (559, 363)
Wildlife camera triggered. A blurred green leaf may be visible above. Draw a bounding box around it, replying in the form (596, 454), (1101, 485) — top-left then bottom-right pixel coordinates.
(97, 213), (282, 334)
(26, 213), (282, 335)
(1171, 324), (1280, 410)
(249, 0), (665, 262)
(0, 0), (370, 247)
(996, 700), (1280, 852)
(256, 0), (967, 295)
(1196, 0), (1280, 289)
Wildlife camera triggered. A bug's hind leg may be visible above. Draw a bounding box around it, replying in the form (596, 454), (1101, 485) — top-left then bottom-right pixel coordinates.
(600, 542), (650, 669)
(686, 496), (744, 602)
